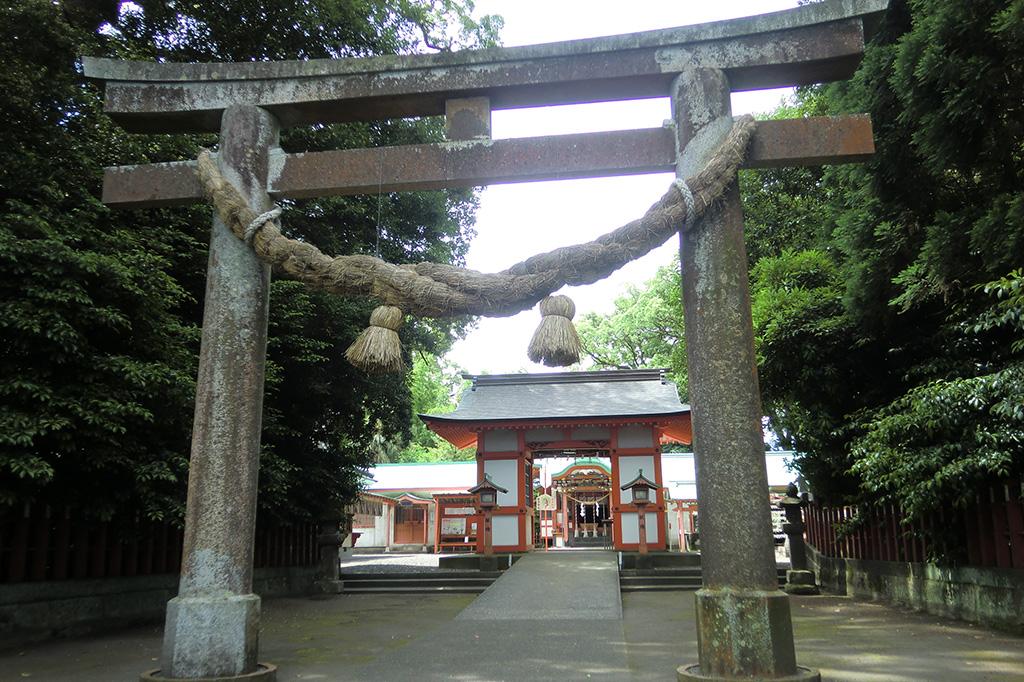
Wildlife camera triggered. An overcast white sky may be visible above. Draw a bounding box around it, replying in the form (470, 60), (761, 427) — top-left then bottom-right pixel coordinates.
(445, 1), (799, 374)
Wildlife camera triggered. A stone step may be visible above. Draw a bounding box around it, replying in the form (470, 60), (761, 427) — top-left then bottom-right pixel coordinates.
(341, 571), (501, 581)
(340, 577), (496, 589)
(619, 568), (788, 592)
(618, 577), (700, 589)
(339, 570), (502, 594)
(619, 575), (702, 592)
(342, 585), (488, 594)
(568, 537), (613, 547)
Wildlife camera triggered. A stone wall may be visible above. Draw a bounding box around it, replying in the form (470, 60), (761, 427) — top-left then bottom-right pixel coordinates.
(807, 544), (1024, 633)
(0, 565), (317, 650)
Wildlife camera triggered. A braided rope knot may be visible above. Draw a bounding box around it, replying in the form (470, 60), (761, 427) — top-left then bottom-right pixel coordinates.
(673, 179), (697, 227)
(244, 206), (282, 243)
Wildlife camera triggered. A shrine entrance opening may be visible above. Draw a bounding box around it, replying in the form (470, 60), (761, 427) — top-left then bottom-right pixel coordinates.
(547, 457), (613, 548)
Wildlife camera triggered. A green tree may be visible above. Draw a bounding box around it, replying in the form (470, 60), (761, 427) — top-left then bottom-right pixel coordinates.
(1, 0), (500, 522)
(0, 1), (200, 520)
(749, 248), (867, 497)
(747, 0), (1024, 534)
(849, 272), (1024, 535)
(576, 261), (688, 396)
(396, 352), (472, 462)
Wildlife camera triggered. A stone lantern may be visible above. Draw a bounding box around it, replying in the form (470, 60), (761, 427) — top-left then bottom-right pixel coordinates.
(780, 482), (819, 595)
(469, 474), (508, 561)
(621, 468), (658, 557)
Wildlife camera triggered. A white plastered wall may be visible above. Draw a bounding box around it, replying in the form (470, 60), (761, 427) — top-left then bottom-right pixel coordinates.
(484, 458), (519, 507)
(483, 429), (518, 452)
(492, 515), (519, 546)
(352, 505), (391, 548)
(619, 512), (659, 544)
(618, 425), (654, 448)
(618, 455), (655, 503)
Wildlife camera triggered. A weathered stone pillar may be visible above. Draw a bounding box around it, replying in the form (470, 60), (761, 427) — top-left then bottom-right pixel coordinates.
(671, 69), (817, 681)
(152, 105), (279, 681)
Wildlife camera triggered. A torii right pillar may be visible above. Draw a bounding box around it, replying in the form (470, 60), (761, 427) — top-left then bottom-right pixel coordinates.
(673, 68), (819, 682)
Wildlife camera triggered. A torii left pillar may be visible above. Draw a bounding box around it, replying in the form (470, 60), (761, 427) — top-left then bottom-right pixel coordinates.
(148, 105), (279, 681)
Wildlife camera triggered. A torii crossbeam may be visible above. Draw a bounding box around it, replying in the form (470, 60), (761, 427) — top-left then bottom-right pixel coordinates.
(85, 1), (887, 680)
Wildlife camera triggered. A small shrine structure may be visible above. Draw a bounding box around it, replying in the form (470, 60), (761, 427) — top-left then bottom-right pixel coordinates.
(551, 458), (614, 547)
(422, 369), (691, 553)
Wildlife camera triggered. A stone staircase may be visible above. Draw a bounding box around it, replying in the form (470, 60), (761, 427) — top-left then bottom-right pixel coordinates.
(567, 535), (612, 548)
(340, 570), (502, 594)
(618, 566), (788, 592)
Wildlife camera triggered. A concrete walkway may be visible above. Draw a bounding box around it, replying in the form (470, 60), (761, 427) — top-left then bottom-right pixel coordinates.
(458, 550), (622, 621)
(350, 551), (629, 679)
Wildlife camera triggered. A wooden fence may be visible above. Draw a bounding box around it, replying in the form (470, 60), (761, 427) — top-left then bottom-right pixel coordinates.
(0, 505), (319, 584)
(805, 478), (1024, 569)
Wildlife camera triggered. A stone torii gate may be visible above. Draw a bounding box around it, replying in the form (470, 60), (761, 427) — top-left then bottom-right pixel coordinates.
(85, 1), (886, 680)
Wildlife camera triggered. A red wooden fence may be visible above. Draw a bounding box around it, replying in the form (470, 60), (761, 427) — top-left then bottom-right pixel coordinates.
(805, 478), (1024, 569)
(0, 505), (319, 584)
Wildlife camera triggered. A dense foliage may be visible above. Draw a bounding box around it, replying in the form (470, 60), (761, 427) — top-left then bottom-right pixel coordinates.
(576, 262), (687, 396)
(391, 352), (472, 462)
(1, 0), (499, 522)
(755, 0), (1024, 520)
(575, 0), (1024, 552)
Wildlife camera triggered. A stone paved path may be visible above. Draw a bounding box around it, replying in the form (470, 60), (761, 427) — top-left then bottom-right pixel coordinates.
(345, 551), (629, 679)
(3, 577), (1024, 680)
(457, 550), (621, 621)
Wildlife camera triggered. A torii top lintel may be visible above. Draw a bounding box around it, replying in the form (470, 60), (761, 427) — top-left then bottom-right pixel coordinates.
(84, 0), (887, 134)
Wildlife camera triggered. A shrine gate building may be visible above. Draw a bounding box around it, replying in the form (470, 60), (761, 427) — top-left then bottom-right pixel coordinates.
(421, 369), (691, 553)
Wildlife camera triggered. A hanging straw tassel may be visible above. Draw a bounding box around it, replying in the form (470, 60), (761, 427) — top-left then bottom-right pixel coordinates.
(345, 306), (405, 373)
(528, 295), (581, 367)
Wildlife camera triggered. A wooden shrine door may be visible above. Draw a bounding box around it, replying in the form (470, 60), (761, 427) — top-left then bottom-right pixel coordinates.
(394, 505), (425, 544)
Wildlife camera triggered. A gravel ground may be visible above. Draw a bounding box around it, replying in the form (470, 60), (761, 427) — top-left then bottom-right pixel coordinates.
(339, 552), (465, 572)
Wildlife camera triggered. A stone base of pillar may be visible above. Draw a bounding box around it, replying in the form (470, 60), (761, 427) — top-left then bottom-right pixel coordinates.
(160, 594), (262, 679)
(677, 663), (819, 681)
(311, 579), (345, 598)
(783, 570), (820, 596)
(141, 663), (277, 682)
(678, 588), (819, 681)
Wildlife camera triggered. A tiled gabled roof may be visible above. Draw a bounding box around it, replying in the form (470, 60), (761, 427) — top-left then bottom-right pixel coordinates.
(423, 369), (688, 423)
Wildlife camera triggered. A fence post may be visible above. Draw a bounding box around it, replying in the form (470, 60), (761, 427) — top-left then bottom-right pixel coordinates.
(52, 509), (71, 580)
(1006, 479), (1024, 569)
(7, 505), (31, 583)
(990, 483), (1012, 568)
(30, 507), (51, 581)
(91, 522), (108, 578)
(976, 493), (996, 566)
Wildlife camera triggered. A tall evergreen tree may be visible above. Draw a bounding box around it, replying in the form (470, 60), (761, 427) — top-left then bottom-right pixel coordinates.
(1, 0), (500, 522)
(751, 0), (1024, 532)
